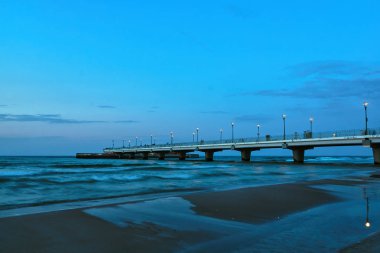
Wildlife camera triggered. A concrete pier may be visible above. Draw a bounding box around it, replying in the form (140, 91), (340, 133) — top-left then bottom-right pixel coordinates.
(238, 148), (259, 162)
(158, 152), (166, 160)
(292, 149), (305, 163)
(372, 145), (380, 165)
(205, 151), (215, 161)
(241, 150), (251, 161)
(100, 131), (380, 164)
(178, 152), (187, 160)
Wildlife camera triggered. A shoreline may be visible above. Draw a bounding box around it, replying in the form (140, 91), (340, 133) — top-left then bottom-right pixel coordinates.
(0, 177), (363, 219)
(0, 176), (370, 219)
(1, 178), (376, 252)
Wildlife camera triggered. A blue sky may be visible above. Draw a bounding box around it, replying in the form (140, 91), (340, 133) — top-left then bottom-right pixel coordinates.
(0, 0), (379, 155)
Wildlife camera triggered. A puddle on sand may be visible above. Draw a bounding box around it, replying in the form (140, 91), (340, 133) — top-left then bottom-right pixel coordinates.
(84, 182), (380, 253)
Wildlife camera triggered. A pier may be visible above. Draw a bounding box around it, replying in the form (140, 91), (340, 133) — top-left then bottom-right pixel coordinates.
(103, 128), (380, 164)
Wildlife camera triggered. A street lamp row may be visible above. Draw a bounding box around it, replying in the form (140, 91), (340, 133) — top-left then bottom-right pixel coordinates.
(114, 102), (369, 148)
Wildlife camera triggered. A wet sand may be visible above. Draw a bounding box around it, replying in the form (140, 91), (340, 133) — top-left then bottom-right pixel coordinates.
(340, 232), (380, 253)
(0, 181), (361, 253)
(0, 209), (214, 253)
(183, 183), (340, 224)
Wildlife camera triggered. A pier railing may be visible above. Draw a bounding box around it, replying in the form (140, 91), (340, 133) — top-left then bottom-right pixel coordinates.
(105, 128), (380, 151)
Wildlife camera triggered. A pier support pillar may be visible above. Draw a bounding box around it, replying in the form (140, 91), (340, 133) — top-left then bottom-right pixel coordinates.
(129, 153), (136, 159)
(241, 150), (252, 162)
(178, 152), (187, 160)
(238, 148), (259, 162)
(205, 151), (215, 161)
(142, 153), (149, 160)
(372, 145), (380, 165)
(158, 153), (165, 160)
(292, 149), (305, 163)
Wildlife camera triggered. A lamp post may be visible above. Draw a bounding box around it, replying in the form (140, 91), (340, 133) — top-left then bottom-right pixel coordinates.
(231, 122), (235, 142)
(220, 129), (223, 142)
(364, 102), (369, 135)
(135, 137), (138, 147)
(196, 128), (199, 143)
(150, 135), (153, 146)
(112, 140), (114, 149)
(192, 132), (195, 143)
(309, 117), (314, 137)
(257, 124), (260, 142)
(128, 140), (131, 148)
(170, 131), (173, 146)
(122, 140), (125, 148)
(282, 114), (286, 141)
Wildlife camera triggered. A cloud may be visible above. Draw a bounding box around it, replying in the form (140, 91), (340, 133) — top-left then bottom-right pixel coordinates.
(200, 110), (228, 115)
(98, 105), (116, 109)
(0, 114), (106, 124)
(147, 106), (160, 113)
(255, 78), (380, 99)
(245, 61), (380, 99)
(286, 61), (379, 78)
(0, 136), (65, 141)
(284, 100), (345, 114)
(0, 105), (8, 107)
(0, 114), (138, 124)
(113, 120), (139, 124)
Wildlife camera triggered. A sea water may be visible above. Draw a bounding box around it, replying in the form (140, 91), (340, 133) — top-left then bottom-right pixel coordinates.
(1, 156), (380, 252)
(0, 156), (376, 212)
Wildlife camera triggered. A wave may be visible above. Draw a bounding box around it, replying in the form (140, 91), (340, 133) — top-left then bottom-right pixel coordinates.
(88, 174), (194, 182)
(0, 170), (39, 177)
(50, 164), (117, 169)
(199, 171), (235, 177)
(49, 163), (149, 169)
(1, 172), (195, 185)
(126, 166), (175, 172)
(0, 186), (205, 211)
(0, 162), (42, 167)
(0, 177), (11, 183)
(267, 171), (287, 176)
(90, 174), (144, 182)
(31, 167), (129, 176)
(0, 165), (173, 178)
(150, 174), (194, 180)
(30, 166), (175, 177)
(120, 163), (150, 167)
(0, 177), (99, 185)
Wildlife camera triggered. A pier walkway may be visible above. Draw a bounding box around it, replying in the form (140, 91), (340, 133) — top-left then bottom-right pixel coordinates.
(104, 128), (380, 164)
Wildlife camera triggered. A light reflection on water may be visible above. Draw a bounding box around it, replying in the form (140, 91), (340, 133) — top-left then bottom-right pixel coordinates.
(183, 182), (380, 252)
(83, 181), (380, 253)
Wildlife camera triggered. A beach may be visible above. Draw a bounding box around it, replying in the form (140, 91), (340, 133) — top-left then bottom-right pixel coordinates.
(1, 156), (380, 252)
(1, 177), (379, 253)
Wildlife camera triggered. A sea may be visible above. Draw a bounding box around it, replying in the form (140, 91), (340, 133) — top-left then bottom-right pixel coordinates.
(0, 156), (376, 213)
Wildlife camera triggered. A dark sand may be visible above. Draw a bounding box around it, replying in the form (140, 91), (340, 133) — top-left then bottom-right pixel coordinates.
(0, 182), (345, 253)
(183, 183), (340, 224)
(340, 232), (380, 253)
(0, 209), (214, 253)
(309, 178), (368, 186)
